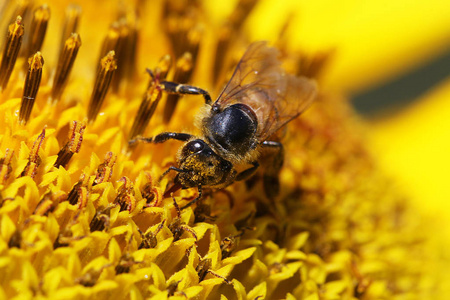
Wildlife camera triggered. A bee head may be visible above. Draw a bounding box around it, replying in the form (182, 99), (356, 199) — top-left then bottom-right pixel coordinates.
(176, 139), (235, 188)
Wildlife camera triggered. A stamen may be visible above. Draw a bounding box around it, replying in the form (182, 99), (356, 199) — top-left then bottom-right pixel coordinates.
(121, 17), (138, 84)
(20, 127), (45, 178)
(24, 5), (50, 58)
(67, 173), (86, 205)
(162, 2), (199, 58)
(297, 51), (332, 79)
(213, 26), (231, 84)
(93, 152), (116, 185)
(115, 253), (139, 275)
(194, 203), (217, 223)
(0, 16), (24, 92)
(8, 229), (22, 248)
(67, 174), (89, 207)
(166, 280), (183, 297)
(98, 22), (120, 63)
(54, 121), (86, 168)
(51, 33), (82, 102)
(19, 52), (44, 124)
(128, 55), (171, 142)
(228, 0), (258, 31)
(109, 15), (139, 93)
(0, 1), (29, 38)
(77, 186), (88, 209)
(114, 177), (136, 212)
(138, 220), (166, 249)
(168, 194), (198, 242)
(163, 52), (193, 123)
(33, 191), (65, 216)
(196, 258), (231, 284)
(53, 222), (86, 249)
(0, 149), (14, 185)
(76, 264), (112, 286)
(89, 207), (112, 232)
(58, 4), (81, 55)
(141, 172), (162, 207)
(87, 51), (117, 122)
(110, 20), (129, 93)
(187, 25), (201, 58)
(220, 232), (243, 259)
(213, 0), (257, 84)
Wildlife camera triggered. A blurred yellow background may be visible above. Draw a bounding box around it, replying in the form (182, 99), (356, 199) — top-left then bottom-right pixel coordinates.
(234, 0), (450, 219)
(202, 0), (450, 218)
(243, 1), (450, 294)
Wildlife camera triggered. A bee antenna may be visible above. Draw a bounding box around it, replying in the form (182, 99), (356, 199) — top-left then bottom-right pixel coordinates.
(159, 166), (188, 182)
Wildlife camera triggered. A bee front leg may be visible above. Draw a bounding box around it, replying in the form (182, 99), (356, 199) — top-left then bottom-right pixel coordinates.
(129, 132), (193, 146)
(160, 81), (212, 105)
(261, 141), (284, 199)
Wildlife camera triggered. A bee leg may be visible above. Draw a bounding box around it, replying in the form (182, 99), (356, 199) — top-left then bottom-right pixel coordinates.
(160, 81), (212, 105)
(236, 161), (260, 181)
(129, 132), (193, 146)
(180, 185), (203, 210)
(261, 141), (284, 199)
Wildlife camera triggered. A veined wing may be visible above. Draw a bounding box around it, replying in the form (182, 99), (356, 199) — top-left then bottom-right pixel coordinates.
(213, 41), (317, 141)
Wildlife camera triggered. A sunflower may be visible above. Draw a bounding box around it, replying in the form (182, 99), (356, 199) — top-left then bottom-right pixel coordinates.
(0, 0), (449, 299)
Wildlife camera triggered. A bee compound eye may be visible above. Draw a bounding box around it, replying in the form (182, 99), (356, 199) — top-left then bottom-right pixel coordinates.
(186, 140), (205, 153)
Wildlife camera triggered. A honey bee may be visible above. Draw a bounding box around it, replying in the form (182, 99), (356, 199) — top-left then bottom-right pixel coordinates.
(130, 41), (317, 207)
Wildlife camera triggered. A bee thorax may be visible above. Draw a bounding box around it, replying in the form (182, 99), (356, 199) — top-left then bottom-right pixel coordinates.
(204, 103), (258, 158)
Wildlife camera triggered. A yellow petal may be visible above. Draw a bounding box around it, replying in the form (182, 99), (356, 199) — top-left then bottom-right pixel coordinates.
(369, 79), (450, 214)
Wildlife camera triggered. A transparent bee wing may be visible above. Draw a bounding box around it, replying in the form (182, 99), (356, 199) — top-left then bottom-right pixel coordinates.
(213, 41), (317, 141)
